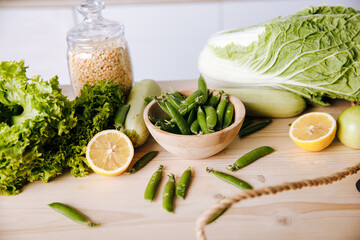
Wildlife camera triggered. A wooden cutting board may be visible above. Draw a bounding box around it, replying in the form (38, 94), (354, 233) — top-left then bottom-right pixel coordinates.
(1, 80), (359, 240)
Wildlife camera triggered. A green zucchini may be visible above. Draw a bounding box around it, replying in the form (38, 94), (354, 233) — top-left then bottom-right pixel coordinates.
(218, 88), (306, 118)
(123, 79), (162, 148)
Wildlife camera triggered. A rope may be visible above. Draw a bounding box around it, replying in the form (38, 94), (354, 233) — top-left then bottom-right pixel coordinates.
(195, 162), (360, 240)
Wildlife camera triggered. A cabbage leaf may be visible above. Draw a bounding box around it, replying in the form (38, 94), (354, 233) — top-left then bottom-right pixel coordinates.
(199, 6), (360, 105)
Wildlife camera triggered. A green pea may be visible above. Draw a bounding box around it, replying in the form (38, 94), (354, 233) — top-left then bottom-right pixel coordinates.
(126, 151), (159, 174)
(165, 100), (190, 135)
(170, 90), (184, 100)
(144, 165), (164, 202)
(241, 118), (254, 130)
(204, 105), (217, 129)
(179, 90), (202, 115)
(208, 90), (224, 107)
(216, 94), (228, 130)
(48, 202), (100, 227)
(198, 75), (208, 105)
(206, 168), (252, 191)
(187, 108), (197, 126)
(163, 173), (176, 213)
(227, 146), (275, 172)
(206, 198), (228, 225)
(190, 119), (200, 135)
(222, 101), (234, 129)
(197, 106), (213, 134)
(176, 167), (192, 199)
(239, 119), (272, 137)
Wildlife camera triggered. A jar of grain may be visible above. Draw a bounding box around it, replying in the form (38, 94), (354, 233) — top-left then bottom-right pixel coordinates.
(66, 0), (133, 96)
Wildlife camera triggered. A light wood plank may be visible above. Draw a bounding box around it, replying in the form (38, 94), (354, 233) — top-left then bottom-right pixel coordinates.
(1, 80), (359, 240)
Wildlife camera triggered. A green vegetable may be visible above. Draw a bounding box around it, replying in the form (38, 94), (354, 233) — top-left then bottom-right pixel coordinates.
(241, 118), (253, 130)
(206, 168), (252, 191)
(179, 90), (202, 115)
(163, 173), (176, 213)
(190, 119), (200, 135)
(198, 75), (208, 105)
(215, 94), (228, 130)
(222, 102), (234, 129)
(208, 90), (223, 107)
(144, 165), (164, 202)
(48, 202), (99, 227)
(239, 119), (272, 137)
(199, 6), (360, 106)
(187, 108), (197, 126)
(126, 151), (159, 174)
(218, 88), (306, 118)
(123, 79), (162, 148)
(337, 106), (360, 149)
(0, 60), (76, 195)
(176, 167), (192, 199)
(114, 104), (130, 129)
(206, 198), (229, 225)
(227, 146), (275, 172)
(204, 106), (217, 129)
(197, 106), (213, 134)
(165, 100), (190, 135)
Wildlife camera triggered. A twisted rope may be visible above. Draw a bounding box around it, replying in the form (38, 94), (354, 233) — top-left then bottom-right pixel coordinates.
(195, 162), (360, 240)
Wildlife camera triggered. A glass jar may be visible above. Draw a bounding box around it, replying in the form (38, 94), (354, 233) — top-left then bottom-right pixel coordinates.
(66, 0), (133, 96)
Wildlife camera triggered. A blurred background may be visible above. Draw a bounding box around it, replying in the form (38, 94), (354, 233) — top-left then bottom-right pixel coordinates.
(1, 0), (359, 85)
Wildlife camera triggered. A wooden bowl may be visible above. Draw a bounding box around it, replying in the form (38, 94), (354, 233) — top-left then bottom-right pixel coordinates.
(143, 89), (246, 159)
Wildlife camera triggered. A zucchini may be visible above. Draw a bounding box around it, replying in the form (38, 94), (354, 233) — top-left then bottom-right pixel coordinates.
(218, 88), (306, 118)
(123, 79), (162, 148)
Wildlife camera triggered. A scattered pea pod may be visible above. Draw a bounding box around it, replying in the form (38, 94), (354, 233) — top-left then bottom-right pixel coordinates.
(126, 151), (159, 174)
(241, 118), (254, 130)
(48, 202), (100, 227)
(206, 198), (228, 225)
(163, 173), (176, 213)
(144, 165), (164, 202)
(206, 168), (253, 191)
(227, 146), (275, 172)
(239, 119), (272, 137)
(176, 167), (192, 199)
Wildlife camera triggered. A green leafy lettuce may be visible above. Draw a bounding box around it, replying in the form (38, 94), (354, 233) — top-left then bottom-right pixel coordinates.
(0, 61), (125, 195)
(199, 6), (360, 105)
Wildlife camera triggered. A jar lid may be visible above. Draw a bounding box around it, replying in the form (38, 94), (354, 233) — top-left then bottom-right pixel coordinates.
(67, 0), (124, 45)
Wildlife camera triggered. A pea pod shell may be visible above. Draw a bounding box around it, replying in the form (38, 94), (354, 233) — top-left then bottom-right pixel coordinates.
(239, 119), (272, 137)
(227, 146), (275, 171)
(144, 165), (164, 202)
(197, 106), (213, 134)
(126, 151), (159, 174)
(48, 202), (99, 227)
(206, 168), (252, 191)
(222, 102), (234, 129)
(204, 106), (217, 129)
(165, 100), (191, 135)
(216, 94), (228, 130)
(190, 119), (200, 135)
(163, 174), (176, 213)
(176, 167), (192, 199)
(198, 75), (208, 105)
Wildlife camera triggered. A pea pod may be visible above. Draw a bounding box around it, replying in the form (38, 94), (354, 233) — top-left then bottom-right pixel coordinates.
(206, 168), (252, 191)
(179, 90), (203, 115)
(227, 146), (275, 172)
(170, 90), (184, 101)
(126, 151), (159, 174)
(208, 90), (223, 107)
(198, 75), (208, 105)
(176, 166), (192, 199)
(206, 198), (228, 225)
(241, 118), (254, 130)
(144, 165), (164, 202)
(155, 98), (172, 117)
(204, 106), (217, 130)
(48, 202), (100, 227)
(154, 118), (180, 134)
(163, 173), (176, 213)
(222, 101), (234, 129)
(197, 106), (213, 134)
(190, 119), (200, 135)
(167, 94), (182, 110)
(239, 119), (272, 137)
(114, 104), (130, 129)
(216, 94), (228, 130)
(187, 108), (197, 126)
(165, 100), (190, 135)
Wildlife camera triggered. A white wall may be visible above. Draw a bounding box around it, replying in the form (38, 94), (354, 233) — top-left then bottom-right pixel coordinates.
(1, 0), (359, 85)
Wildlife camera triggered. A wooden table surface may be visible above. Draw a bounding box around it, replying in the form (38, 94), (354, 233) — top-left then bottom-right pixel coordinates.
(1, 80), (360, 240)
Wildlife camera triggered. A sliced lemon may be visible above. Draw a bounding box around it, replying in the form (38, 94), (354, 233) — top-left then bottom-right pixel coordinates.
(86, 130), (134, 176)
(289, 112), (336, 152)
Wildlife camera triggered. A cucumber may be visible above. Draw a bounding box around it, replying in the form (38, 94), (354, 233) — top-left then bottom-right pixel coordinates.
(123, 79), (162, 148)
(218, 88), (306, 118)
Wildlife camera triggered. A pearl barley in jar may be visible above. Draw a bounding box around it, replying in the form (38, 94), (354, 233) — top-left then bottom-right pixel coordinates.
(67, 0), (133, 96)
